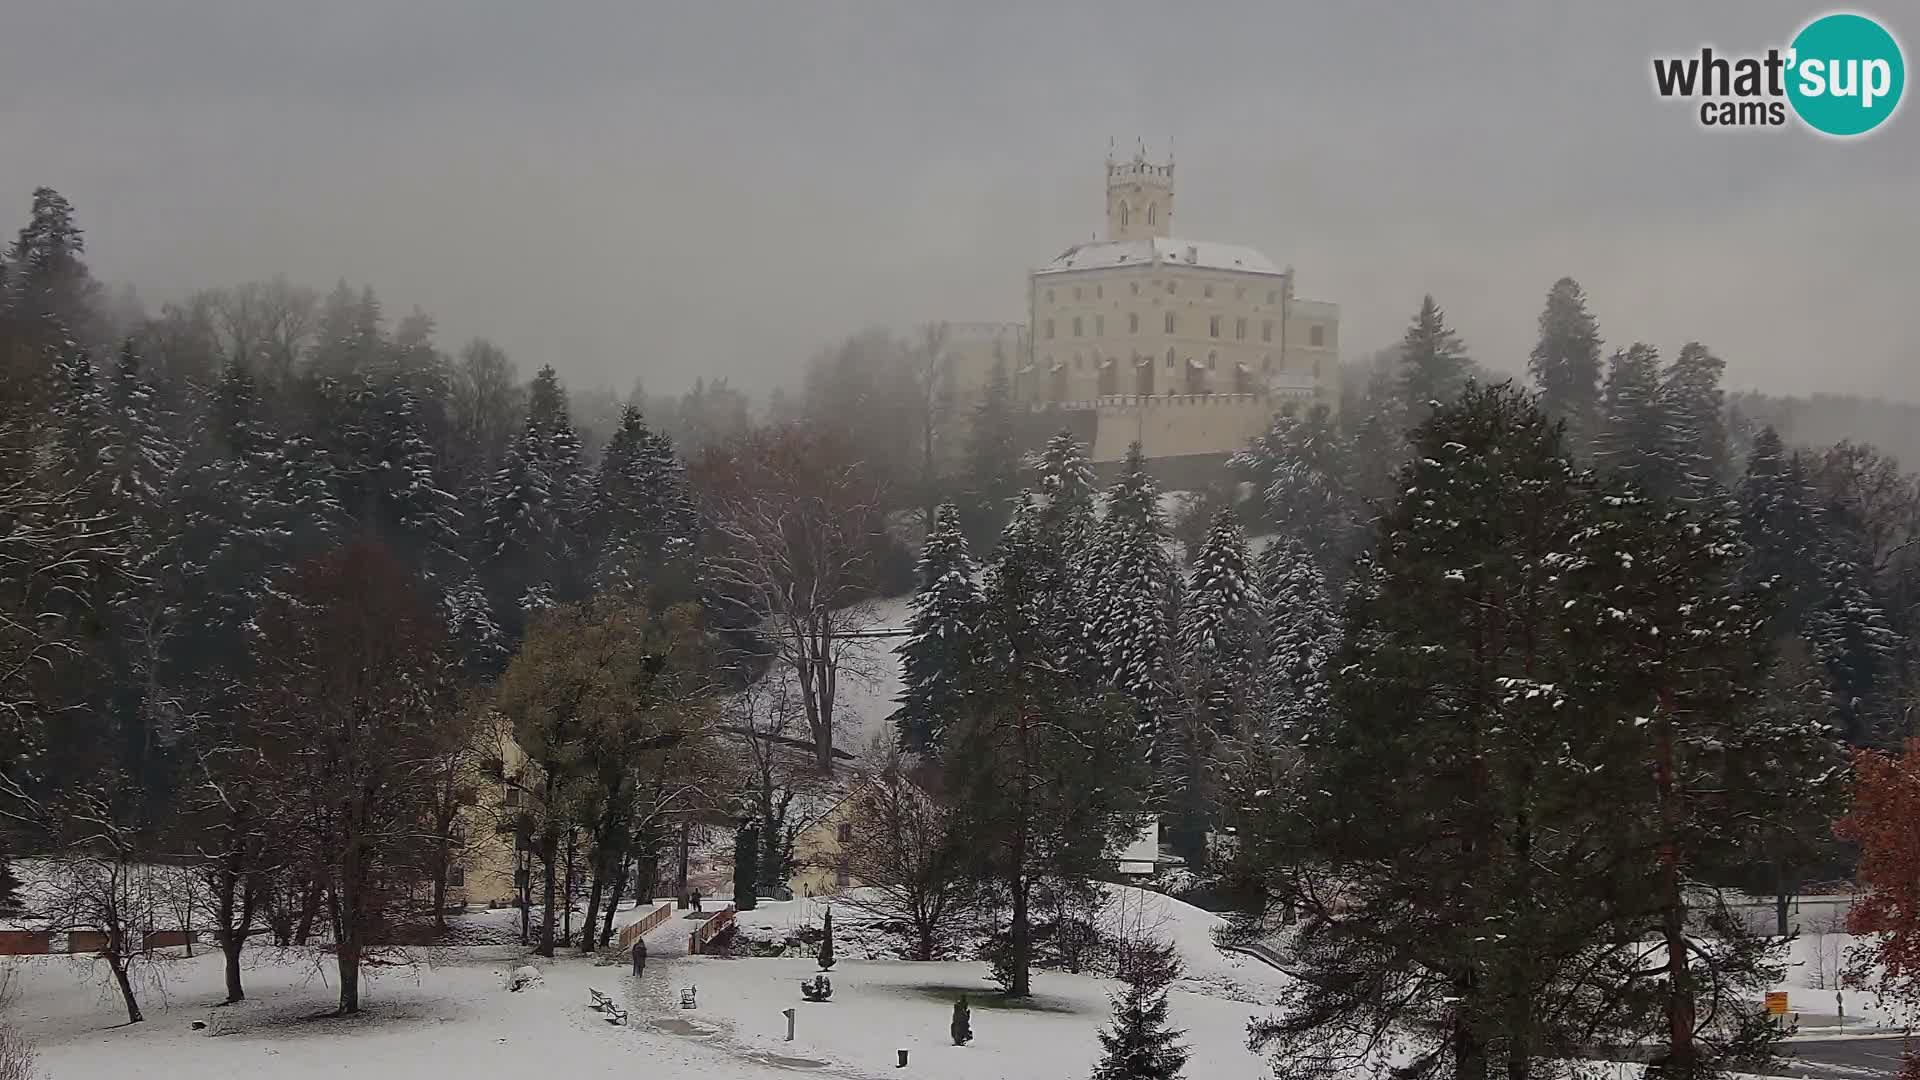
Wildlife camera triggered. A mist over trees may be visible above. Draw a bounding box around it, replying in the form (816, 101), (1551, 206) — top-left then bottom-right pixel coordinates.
(6, 186), (1919, 1079)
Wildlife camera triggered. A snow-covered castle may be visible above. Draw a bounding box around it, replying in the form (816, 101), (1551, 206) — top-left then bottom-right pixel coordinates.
(945, 148), (1341, 483)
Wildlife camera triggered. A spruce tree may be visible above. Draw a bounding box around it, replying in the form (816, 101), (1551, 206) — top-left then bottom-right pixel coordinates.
(895, 502), (984, 753)
(1229, 404), (1357, 579)
(1659, 342), (1731, 504)
(1085, 442), (1178, 740)
(1091, 963), (1189, 1080)
(1396, 294), (1472, 424)
(3, 186), (99, 342)
(1593, 343), (1669, 491)
(1168, 508), (1260, 867)
(961, 359), (1022, 552)
(1254, 537), (1339, 740)
(1574, 484), (1824, 1079)
(1234, 384), (1728, 1080)
(592, 405), (696, 595)
(1526, 277), (1603, 455)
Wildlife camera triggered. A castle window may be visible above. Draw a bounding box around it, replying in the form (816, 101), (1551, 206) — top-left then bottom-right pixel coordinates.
(1047, 289), (1055, 303)
(1165, 348), (1175, 368)
(1207, 351), (1217, 369)
(1148, 203), (1157, 225)
(1310, 325), (1325, 347)
(1073, 317), (1082, 337)
(1129, 313), (1139, 334)
(1096, 285), (1104, 300)
(1267, 289), (1278, 305)
(1120, 202), (1129, 229)
(1130, 282), (1140, 296)
(1262, 319), (1274, 343)
(1166, 281), (1176, 295)
(449, 865), (466, 888)
(1236, 317), (1247, 341)
(1095, 314), (1104, 335)
(1045, 319), (1055, 340)
(1164, 311), (1175, 334)
(1204, 284), (1214, 299)
(1209, 315), (1221, 338)
(1237, 286), (1246, 300)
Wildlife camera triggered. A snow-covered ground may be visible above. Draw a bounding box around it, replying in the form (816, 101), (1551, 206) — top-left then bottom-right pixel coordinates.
(746, 593), (913, 759)
(4, 887), (1294, 1080)
(7, 887), (1906, 1080)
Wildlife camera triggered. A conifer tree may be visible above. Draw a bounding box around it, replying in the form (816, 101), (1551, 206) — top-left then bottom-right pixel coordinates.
(895, 502), (983, 753)
(1526, 277), (1603, 454)
(960, 359), (1022, 552)
(1085, 442), (1178, 740)
(1660, 342), (1731, 504)
(1229, 404), (1357, 579)
(3, 187), (99, 343)
(1091, 942), (1189, 1080)
(592, 405), (696, 595)
(1593, 343), (1669, 491)
(1396, 294), (1472, 424)
(1254, 537), (1338, 739)
(1168, 508), (1260, 866)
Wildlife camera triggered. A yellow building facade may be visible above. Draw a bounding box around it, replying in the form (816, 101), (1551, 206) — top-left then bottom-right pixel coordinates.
(947, 151), (1340, 472)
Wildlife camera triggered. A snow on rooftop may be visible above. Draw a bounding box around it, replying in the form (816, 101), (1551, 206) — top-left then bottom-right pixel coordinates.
(1035, 236), (1285, 277)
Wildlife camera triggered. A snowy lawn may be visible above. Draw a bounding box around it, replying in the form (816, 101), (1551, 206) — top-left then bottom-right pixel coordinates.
(6, 887), (1296, 1080)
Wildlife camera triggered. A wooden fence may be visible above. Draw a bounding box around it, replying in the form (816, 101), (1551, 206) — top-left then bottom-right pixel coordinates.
(688, 905), (735, 955)
(0, 930), (198, 956)
(615, 901), (677, 950)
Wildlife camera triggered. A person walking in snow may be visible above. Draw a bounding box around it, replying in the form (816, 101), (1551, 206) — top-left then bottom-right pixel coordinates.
(691, 890), (703, 913)
(631, 937), (647, 977)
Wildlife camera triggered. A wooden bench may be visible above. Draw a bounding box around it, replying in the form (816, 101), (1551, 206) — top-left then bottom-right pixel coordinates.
(588, 988), (627, 1025)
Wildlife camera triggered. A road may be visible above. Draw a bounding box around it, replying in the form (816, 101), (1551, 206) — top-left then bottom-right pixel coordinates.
(1759, 1036), (1912, 1078)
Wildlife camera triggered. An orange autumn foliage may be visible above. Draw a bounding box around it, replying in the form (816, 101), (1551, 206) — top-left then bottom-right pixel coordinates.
(1835, 738), (1920, 1021)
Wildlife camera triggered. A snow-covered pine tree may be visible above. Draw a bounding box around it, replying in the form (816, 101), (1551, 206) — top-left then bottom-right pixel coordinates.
(1228, 403), (1357, 580)
(528, 365), (593, 597)
(101, 342), (179, 541)
(483, 417), (558, 627)
(1395, 294), (1472, 425)
(1167, 507), (1260, 867)
(1085, 442), (1178, 741)
(1805, 547), (1900, 746)
(1659, 342), (1731, 504)
(1527, 277), (1603, 455)
(1090, 966), (1189, 1080)
(896, 502), (984, 754)
(370, 378), (462, 579)
(1574, 481), (1827, 1078)
(1180, 508), (1261, 722)
(1738, 427), (1825, 634)
(3, 186), (99, 342)
(1254, 536), (1339, 741)
(960, 359), (1023, 553)
(1593, 343), (1669, 492)
(590, 405), (698, 596)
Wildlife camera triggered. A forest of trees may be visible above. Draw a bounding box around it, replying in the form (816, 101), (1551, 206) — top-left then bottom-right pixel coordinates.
(5, 188), (1919, 1080)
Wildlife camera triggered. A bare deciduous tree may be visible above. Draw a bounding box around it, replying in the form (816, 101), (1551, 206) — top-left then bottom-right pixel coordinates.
(250, 542), (461, 1014)
(837, 739), (980, 961)
(698, 425), (884, 774)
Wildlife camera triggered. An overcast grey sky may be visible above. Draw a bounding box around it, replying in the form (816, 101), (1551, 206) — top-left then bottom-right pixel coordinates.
(2, 1), (1914, 400)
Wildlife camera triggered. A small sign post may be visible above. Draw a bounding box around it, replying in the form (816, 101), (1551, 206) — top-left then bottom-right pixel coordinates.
(1765, 991), (1789, 1025)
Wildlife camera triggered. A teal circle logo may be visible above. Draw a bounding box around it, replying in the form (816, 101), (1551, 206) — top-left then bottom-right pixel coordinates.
(1787, 13), (1905, 136)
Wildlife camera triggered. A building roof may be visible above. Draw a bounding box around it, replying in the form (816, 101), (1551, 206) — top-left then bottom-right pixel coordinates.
(1035, 236), (1285, 277)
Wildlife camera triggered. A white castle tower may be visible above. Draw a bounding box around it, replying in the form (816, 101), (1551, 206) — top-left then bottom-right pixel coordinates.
(1105, 146), (1174, 242)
